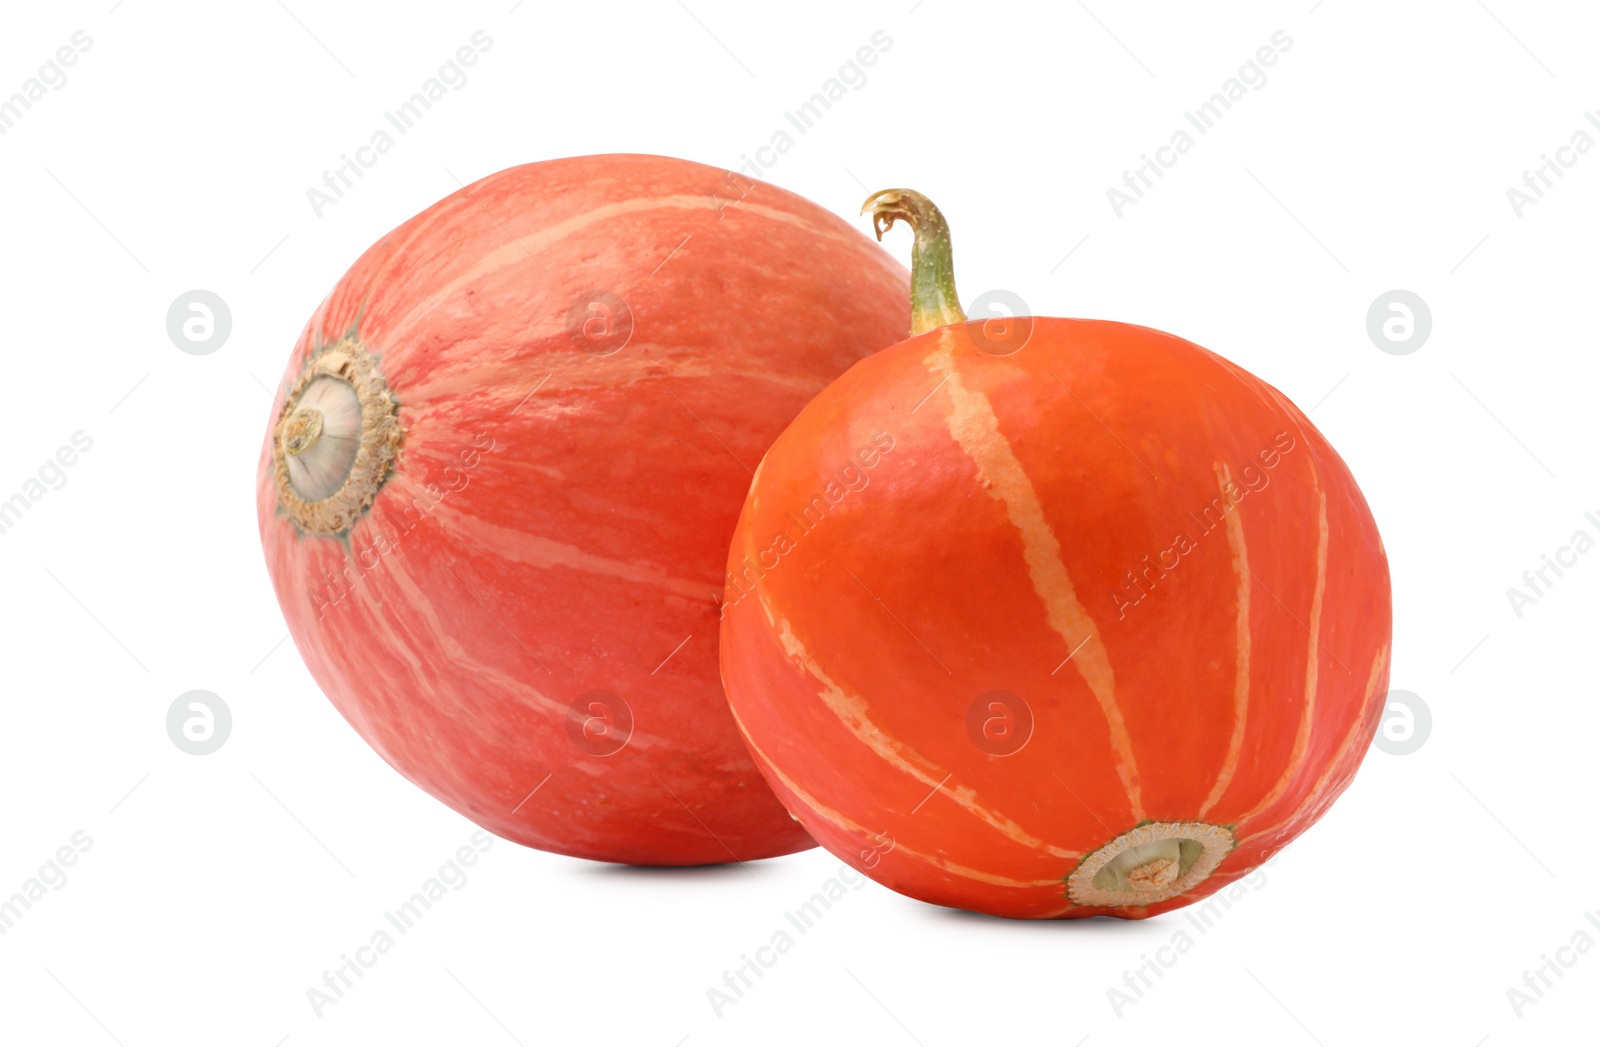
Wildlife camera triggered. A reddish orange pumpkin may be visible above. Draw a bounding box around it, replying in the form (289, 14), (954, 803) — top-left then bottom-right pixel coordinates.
(257, 155), (908, 865)
(719, 190), (1391, 917)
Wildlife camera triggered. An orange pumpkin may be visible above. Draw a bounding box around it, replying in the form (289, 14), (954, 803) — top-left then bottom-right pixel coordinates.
(718, 190), (1392, 917)
(256, 156), (910, 866)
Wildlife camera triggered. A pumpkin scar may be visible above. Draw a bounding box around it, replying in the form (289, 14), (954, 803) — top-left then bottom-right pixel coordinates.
(730, 706), (1067, 889)
(762, 592), (1081, 860)
(924, 329), (1145, 820)
(1199, 463), (1251, 818)
(1236, 469), (1327, 826)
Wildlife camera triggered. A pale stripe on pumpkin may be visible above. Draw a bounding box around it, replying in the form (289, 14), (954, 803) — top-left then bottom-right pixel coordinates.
(343, 539), (438, 698)
(1199, 462), (1252, 817)
(384, 194), (719, 346)
(1239, 641), (1388, 847)
(737, 199), (902, 252)
(731, 706), (1069, 889)
(367, 549), (609, 749)
(764, 598), (1082, 860)
(1235, 473), (1327, 826)
(420, 488), (717, 603)
(400, 348), (835, 408)
(384, 193), (871, 352)
(923, 331), (1145, 819)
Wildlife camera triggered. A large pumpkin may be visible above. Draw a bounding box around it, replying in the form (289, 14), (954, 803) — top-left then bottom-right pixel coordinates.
(719, 190), (1391, 916)
(257, 155), (908, 865)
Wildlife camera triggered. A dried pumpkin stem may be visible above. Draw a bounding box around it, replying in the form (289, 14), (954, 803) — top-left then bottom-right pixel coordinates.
(271, 337), (402, 537)
(861, 188), (967, 337)
(282, 407), (325, 456)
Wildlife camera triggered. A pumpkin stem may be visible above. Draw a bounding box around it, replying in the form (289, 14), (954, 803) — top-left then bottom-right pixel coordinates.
(861, 189), (967, 337)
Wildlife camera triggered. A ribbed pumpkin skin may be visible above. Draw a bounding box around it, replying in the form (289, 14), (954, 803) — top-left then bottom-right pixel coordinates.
(257, 155), (909, 865)
(720, 319), (1391, 916)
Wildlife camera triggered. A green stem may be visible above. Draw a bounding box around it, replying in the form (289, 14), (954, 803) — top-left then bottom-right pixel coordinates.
(861, 189), (967, 337)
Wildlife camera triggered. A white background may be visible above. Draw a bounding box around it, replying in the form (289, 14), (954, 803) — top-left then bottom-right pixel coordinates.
(1, 0), (1595, 1043)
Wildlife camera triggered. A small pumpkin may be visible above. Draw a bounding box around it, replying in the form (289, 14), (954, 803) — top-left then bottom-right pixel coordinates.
(257, 155), (909, 865)
(719, 190), (1391, 917)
